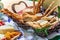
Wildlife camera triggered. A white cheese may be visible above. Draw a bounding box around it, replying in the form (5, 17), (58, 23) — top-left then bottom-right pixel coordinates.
(35, 13), (42, 16)
(40, 21), (48, 25)
(48, 15), (55, 19)
(37, 20), (48, 25)
(37, 20), (46, 23)
(37, 20), (50, 27)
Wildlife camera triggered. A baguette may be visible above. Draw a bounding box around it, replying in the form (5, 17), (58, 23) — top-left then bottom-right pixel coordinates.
(45, 5), (58, 17)
(43, 1), (55, 16)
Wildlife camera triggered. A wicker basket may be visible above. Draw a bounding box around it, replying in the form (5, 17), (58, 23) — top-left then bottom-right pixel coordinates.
(11, 1), (60, 37)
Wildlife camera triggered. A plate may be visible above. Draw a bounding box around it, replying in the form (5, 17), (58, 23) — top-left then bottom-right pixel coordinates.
(0, 12), (24, 40)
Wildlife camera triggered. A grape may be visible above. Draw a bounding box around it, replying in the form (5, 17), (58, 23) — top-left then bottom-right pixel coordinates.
(40, 6), (45, 14)
(41, 11), (45, 14)
(51, 11), (58, 16)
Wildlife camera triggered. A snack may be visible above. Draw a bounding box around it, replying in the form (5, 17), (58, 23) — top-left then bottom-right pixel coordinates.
(0, 25), (15, 34)
(1, 0), (60, 37)
(0, 25), (22, 40)
(0, 31), (21, 40)
(5, 31), (21, 40)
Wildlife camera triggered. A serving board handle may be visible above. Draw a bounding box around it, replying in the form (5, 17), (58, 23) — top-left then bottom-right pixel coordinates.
(12, 1), (28, 13)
